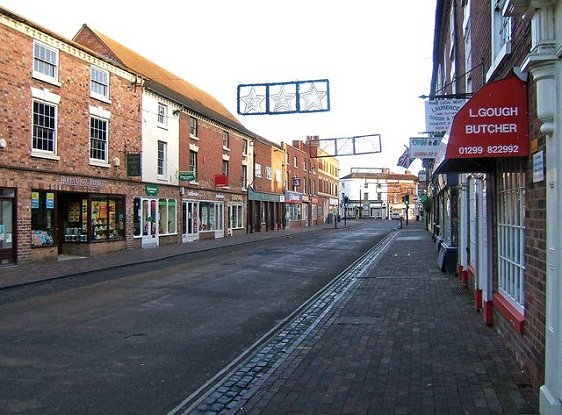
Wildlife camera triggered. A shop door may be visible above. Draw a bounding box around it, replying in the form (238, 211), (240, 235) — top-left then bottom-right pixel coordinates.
(182, 201), (199, 242)
(142, 198), (159, 248)
(215, 203), (224, 238)
(0, 197), (15, 265)
(227, 204), (233, 236)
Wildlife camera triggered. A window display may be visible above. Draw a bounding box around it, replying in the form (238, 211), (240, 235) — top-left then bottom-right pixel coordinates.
(31, 191), (55, 246)
(61, 194), (124, 243)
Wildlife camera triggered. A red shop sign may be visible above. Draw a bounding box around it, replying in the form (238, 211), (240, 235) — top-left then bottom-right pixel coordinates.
(446, 74), (528, 159)
(214, 174), (228, 187)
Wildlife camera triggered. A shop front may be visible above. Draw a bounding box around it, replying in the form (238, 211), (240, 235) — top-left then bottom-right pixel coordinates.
(181, 190), (225, 242)
(26, 176), (131, 262)
(433, 73), (529, 325)
(0, 188), (15, 265)
(247, 187), (283, 232)
(284, 190), (303, 228)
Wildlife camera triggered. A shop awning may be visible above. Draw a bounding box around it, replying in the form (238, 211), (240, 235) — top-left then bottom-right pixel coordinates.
(433, 73), (529, 175)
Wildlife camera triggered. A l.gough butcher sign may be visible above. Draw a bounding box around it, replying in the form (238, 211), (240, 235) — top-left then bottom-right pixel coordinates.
(446, 74), (528, 159)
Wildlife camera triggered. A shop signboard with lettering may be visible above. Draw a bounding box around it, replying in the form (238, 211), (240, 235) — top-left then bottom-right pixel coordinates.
(445, 75), (528, 159)
(425, 99), (467, 133)
(409, 137), (442, 159)
(145, 184), (158, 196)
(127, 153), (142, 177)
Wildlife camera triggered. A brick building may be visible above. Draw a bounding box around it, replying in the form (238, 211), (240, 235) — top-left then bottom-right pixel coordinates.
(0, 7), (144, 264)
(428, 1), (562, 412)
(73, 25), (256, 244)
(247, 136), (284, 232)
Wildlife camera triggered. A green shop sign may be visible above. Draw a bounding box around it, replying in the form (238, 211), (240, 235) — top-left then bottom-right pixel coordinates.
(178, 171), (196, 182)
(145, 184), (158, 196)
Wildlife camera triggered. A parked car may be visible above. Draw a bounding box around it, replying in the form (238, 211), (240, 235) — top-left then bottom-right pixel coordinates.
(390, 212), (402, 220)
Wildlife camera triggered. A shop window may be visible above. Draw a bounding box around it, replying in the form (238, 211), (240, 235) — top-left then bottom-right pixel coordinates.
(199, 201), (223, 232)
(90, 196), (125, 241)
(135, 198), (158, 237)
(286, 204), (302, 221)
(497, 159), (525, 310)
(158, 199), (177, 235)
(31, 191), (55, 247)
(261, 202), (266, 224)
(229, 203), (244, 229)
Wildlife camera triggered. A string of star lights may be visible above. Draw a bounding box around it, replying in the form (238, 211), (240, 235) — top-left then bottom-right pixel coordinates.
(237, 79), (330, 115)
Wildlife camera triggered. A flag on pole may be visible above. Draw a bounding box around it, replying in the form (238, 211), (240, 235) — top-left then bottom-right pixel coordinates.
(396, 146), (412, 168)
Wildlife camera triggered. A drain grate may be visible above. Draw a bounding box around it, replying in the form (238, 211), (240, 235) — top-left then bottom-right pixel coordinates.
(452, 286), (470, 296)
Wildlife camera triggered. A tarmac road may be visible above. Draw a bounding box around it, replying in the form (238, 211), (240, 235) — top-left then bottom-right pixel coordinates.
(0, 221), (396, 414)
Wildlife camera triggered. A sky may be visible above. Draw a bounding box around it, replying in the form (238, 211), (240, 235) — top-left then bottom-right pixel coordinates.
(1, 0), (435, 177)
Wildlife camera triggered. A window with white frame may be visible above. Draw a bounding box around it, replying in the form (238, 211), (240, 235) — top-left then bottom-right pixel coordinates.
(157, 141), (167, 177)
(294, 156), (297, 167)
(489, 0), (512, 75)
(189, 150), (197, 180)
(157, 103), (168, 128)
(275, 169), (282, 183)
(255, 163), (262, 178)
(229, 203), (244, 229)
(90, 116), (108, 163)
(189, 117), (198, 137)
(222, 160), (229, 177)
(90, 66), (109, 101)
(33, 41), (58, 84)
(243, 140), (248, 155)
(158, 198), (177, 235)
(468, 177), (477, 268)
(265, 167), (272, 180)
(32, 100), (57, 154)
(497, 159), (525, 309)
(242, 165), (248, 188)
(222, 130), (229, 148)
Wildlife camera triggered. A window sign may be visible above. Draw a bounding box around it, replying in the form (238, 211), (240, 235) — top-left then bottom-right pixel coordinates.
(32, 192), (39, 209)
(46, 193), (54, 209)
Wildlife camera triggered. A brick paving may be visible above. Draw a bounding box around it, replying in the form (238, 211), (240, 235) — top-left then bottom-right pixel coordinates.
(0, 221), (540, 414)
(233, 223), (539, 415)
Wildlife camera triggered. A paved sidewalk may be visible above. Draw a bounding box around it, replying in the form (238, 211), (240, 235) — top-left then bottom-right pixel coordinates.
(231, 222), (539, 415)
(0, 222), (347, 290)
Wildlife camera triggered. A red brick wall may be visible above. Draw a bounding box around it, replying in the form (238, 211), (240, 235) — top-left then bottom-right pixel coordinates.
(0, 24), (142, 176)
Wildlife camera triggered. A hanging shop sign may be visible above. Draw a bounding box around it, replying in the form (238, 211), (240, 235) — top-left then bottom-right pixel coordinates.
(425, 98), (468, 133)
(445, 74), (528, 159)
(409, 137), (442, 159)
(126, 153), (142, 177)
(179, 171), (196, 182)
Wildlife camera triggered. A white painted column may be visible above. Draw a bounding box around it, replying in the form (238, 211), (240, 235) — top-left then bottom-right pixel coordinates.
(523, 4), (562, 413)
(459, 174), (469, 271)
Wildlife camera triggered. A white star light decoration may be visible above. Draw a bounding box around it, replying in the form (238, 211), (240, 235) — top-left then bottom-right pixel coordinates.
(240, 86), (266, 114)
(300, 82), (327, 111)
(237, 79), (330, 115)
(270, 85), (296, 112)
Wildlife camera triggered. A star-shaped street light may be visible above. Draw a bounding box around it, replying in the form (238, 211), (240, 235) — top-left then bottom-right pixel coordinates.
(270, 85), (296, 112)
(240, 87), (265, 114)
(300, 83), (327, 111)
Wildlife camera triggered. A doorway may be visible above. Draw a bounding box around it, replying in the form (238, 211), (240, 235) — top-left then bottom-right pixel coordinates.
(0, 189), (15, 265)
